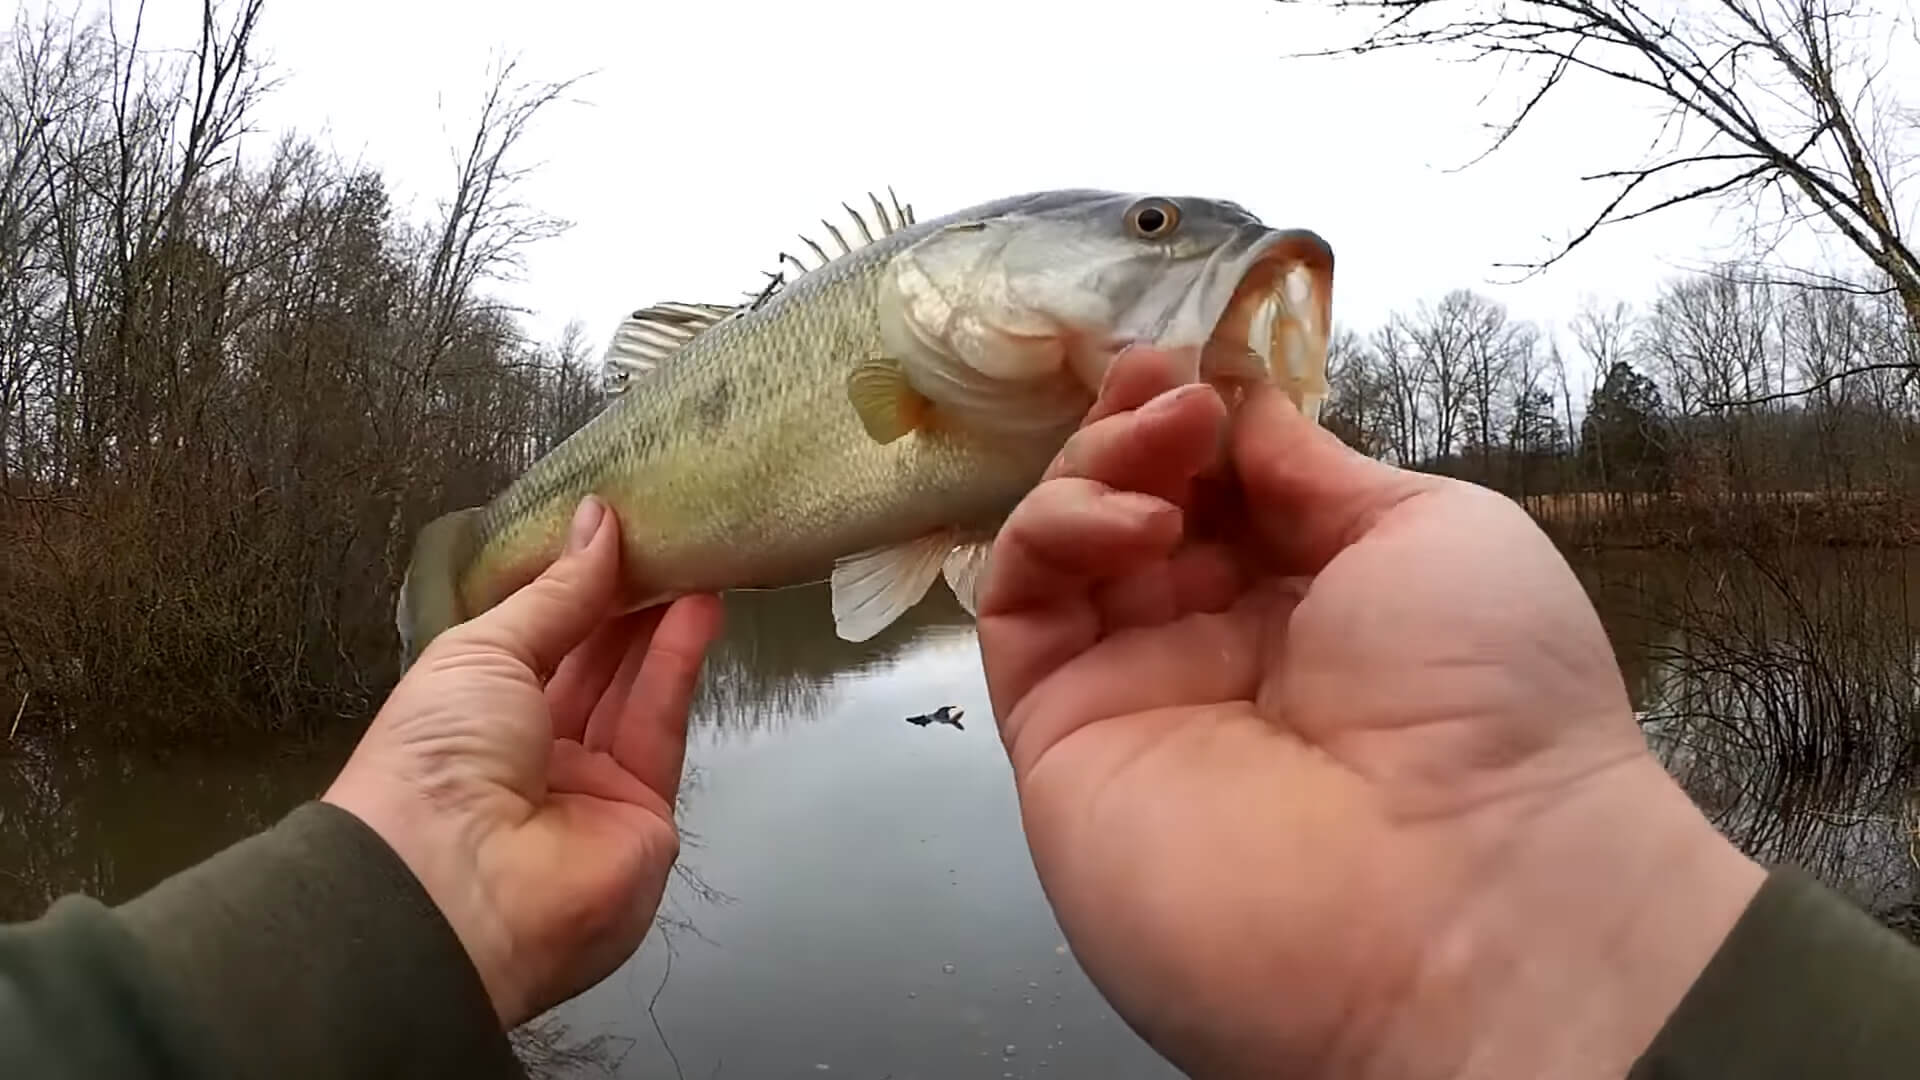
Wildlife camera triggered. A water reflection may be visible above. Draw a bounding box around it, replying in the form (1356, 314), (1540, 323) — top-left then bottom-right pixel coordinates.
(688, 584), (978, 741)
(8, 554), (1920, 1074)
(0, 585), (1178, 1078)
(563, 586), (1174, 1078)
(1580, 549), (1920, 935)
(0, 726), (358, 922)
(0, 585), (976, 921)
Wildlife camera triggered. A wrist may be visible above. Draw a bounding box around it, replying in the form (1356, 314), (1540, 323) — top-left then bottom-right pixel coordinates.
(1378, 750), (1766, 1079)
(320, 783), (522, 1025)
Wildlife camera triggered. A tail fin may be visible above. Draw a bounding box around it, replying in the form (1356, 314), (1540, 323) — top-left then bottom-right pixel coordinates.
(396, 507), (484, 672)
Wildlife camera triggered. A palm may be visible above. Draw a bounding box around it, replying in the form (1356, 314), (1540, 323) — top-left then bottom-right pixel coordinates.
(1003, 562), (1458, 1076)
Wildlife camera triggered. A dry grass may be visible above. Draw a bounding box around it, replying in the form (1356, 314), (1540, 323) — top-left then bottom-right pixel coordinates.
(1520, 489), (1920, 548)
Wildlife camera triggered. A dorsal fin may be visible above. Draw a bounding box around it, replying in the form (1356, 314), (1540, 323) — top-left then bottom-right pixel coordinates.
(742, 188), (918, 311)
(601, 301), (737, 394)
(599, 190), (921, 393)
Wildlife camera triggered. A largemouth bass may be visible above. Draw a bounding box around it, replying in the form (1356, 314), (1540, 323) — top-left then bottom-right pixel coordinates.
(396, 188), (1334, 667)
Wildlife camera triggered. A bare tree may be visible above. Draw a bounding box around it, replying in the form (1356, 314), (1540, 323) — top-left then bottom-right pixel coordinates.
(1457, 291), (1531, 482)
(1572, 299), (1637, 394)
(1641, 268), (1782, 493)
(1287, 0), (1920, 350)
(1321, 326), (1370, 450)
(1372, 315), (1428, 465)
(1506, 330), (1564, 496)
(0, 5), (598, 740)
(1393, 289), (1502, 468)
(413, 57), (581, 376)
(1545, 336), (1581, 461)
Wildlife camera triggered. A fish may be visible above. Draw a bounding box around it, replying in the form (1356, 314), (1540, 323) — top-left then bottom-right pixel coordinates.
(395, 188), (1335, 668)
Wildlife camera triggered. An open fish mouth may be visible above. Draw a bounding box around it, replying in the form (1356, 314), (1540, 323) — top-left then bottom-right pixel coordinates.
(1197, 227), (1336, 422)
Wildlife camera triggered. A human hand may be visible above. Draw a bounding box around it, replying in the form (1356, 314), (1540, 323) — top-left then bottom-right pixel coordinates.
(324, 498), (724, 1027)
(976, 348), (1765, 1079)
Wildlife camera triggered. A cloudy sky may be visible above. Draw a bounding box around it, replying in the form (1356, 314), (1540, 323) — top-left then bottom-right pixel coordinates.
(94, 0), (1850, 366)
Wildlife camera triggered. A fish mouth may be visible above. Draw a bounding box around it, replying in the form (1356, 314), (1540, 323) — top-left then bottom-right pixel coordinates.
(1197, 226), (1336, 422)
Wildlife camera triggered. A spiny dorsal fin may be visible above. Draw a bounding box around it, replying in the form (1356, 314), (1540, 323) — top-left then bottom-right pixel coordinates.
(602, 301), (738, 394)
(744, 188), (917, 310)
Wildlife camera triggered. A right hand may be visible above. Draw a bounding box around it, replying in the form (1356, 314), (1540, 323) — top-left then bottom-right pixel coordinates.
(975, 348), (1765, 1078)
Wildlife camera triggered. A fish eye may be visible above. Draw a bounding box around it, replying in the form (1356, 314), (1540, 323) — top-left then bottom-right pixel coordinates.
(1125, 197), (1181, 240)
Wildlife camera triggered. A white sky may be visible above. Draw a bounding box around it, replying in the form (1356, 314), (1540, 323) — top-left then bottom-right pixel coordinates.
(59, 0), (1887, 363)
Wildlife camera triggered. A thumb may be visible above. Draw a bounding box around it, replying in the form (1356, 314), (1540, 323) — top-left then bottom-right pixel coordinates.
(1232, 382), (1439, 575)
(470, 496), (625, 678)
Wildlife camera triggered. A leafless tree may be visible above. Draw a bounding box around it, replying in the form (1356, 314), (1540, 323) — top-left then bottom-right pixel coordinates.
(1322, 325), (1405, 458)
(1371, 314), (1428, 464)
(1286, 0), (1920, 355)
(0, 3), (598, 740)
(1458, 291), (1532, 481)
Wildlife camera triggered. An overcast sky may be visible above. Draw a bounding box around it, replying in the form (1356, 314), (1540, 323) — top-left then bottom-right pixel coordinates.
(87, 0), (1862, 366)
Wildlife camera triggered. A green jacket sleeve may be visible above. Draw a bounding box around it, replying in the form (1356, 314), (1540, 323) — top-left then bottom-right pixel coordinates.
(1631, 865), (1920, 1078)
(0, 801), (525, 1080)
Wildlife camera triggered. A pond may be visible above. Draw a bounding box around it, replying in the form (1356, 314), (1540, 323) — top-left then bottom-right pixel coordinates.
(5, 546), (1920, 1076)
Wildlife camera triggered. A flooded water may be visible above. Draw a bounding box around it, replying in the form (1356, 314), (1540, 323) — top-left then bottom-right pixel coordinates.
(5, 547), (1920, 1076)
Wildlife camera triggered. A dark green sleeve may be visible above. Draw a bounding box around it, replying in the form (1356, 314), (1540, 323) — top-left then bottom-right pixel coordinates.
(1, 801), (525, 1080)
(1631, 865), (1920, 1078)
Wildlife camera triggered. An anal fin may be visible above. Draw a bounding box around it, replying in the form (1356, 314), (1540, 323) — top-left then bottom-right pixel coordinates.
(831, 531), (955, 641)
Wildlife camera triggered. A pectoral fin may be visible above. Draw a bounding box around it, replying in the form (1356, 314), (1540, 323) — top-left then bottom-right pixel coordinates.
(847, 358), (930, 444)
(831, 531), (955, 642)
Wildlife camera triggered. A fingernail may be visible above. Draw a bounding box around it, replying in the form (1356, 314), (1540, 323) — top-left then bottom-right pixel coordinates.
(1138, 382), (1211, 421)
(566, 496), (604, 553)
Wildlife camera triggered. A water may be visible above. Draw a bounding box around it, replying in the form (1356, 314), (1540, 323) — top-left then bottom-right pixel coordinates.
(0, 585), (1175, 1078)
(551, 591), (1165, 1078)
(5, 549), (1920, 1075)
(1574, 547), (1920, 930)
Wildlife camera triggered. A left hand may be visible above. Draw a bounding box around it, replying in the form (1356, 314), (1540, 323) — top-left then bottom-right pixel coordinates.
(324, 496), (725, 1027)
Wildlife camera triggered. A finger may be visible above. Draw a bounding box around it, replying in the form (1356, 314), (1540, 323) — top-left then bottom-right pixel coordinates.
(1081, 345), (1198, 426)
(586, 594), (725, 803)
(1232, 383), (1440, 576)
(464, 497), (625, 680)
(1002, 597), (1273, 776)
(979, 479), (1185, 616)
(977, 479), (1185, 721)
(546, 609), (662, 741)
(984, 381), (1223, 614)
(1043, 382), (1229, 502)
(1091, 542), (1246, 632)
(578, 606), (667, 751)
(551, 607), (668, 742)
(546, 736), (663, 816)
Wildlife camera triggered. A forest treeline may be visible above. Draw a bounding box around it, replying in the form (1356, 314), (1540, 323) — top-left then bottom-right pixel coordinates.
(2, 2), (1917, 741)
(1319, 266), (1920, 547)
(0, 4), (600, 739)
